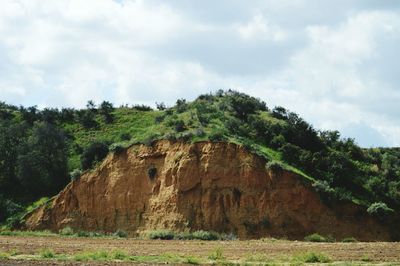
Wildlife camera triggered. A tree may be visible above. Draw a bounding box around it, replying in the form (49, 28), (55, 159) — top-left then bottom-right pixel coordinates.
(0, 121), (29, 195)
(99, 101), (114, 123)
(81, 141), (109, 170)
(156, 102), (166, 111)
(86, 100), (97, 112)
(227, 91), (267, 121)
(77, 109), (98, 129)
(16, 122), (69, 197)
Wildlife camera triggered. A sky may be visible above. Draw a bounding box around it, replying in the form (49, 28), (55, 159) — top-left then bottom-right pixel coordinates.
(0, 0), (399, 147)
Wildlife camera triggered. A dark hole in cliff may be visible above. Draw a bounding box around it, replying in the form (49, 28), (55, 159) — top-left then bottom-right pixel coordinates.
(233, 188), (241, 207)
(147, 167), (157, 179)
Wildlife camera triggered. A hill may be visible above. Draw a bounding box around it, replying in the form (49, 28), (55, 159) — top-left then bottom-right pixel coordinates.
(0, 90), (399, 237)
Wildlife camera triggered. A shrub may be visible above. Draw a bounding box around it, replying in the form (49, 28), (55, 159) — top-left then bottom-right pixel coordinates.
(148, 230), (175, 240)
(132, 104), (152, 111)
(111, 250), (128, 260)
(155, 115), (165, 123)
(304, 233), (332, 242)
(109, 143), (126, 155)
(185, 256), (200, 265)
(164, 132), (177, 142)
(220, 233), (237, 241)
(367, 202), (394, 218)
(178, 131), (193, 142)
(156, 102), (166, 111)
(75, 230), (105, 238)
(342, 237), (357, 243)
(40, 249), (55, 259)
(77, 110), (98, 129)
(173, 119), (186, 132)
(0, 197), (23, 223)
(208, 131), (225, 142)
(194, 127), (206, 137)
(59, 226), (74, 236)
(265, 161), (284, 172)
(208, 248), (224, 260)
(175, 231), (193, 240)
(70, 169), (82, 181)
(81, 141), (109, 170)
(113, 230), (128, 238)
(293, 252), (331, 263)
(312, 180), (333, 193)
(191, 230), (220, 241)
(119, 132), (131, 141)
(176, 99), (188, 113)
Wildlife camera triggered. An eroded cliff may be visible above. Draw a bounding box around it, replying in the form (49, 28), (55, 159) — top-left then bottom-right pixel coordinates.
(23, 140), (391, 240)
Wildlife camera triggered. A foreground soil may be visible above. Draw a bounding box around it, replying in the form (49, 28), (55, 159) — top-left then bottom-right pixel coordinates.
(0, 235), (400, 265)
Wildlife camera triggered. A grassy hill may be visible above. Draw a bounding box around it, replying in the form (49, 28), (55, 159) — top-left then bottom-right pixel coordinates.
(0, 90), (399, 226)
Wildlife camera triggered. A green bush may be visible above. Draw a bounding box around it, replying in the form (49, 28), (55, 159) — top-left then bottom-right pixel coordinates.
(367, 202), (394, 218)
(111, 250), (128, 260)
(304, 233), (333, 242)
(342, 237), (357, 243)
(208, 247), (224, 260)
(191, 230), (220, 241)
(265, 160), (284, 172)
(208, 131), (225, 142)
(59, 226), (74, 236)
(148, 230), (175, 240)
(40, 249), (55, 259)
(109, 143), (126, 155)
(69, 169), (82, 181)
(113, 229), (128, 238)
(77, 230), (91, 237)
(0, 197), (23, 223)
(81, 141), (109, 170)
(119, 132), (131, 141)
(293, 252), (331, 263)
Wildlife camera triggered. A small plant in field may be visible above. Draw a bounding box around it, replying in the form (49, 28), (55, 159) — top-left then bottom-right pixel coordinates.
(293, 252), (331, 263)
(342, 237), (357, 243)
(148, 230), (175, 240)
(59, 226), (74, 236)
(361, 254), (372, 262)
(0, 252), (10, 259)
(40, 249), (55, 259)
(192, 230), (220, 241)
(304, 233), (334, 242)
(185, 256), (200, 264)
(77, 230), (91, 237)
(220, 232), (237, 241)
(113, 229), (128, 238)
(208, 247), (224, 261)
(111, 250), (128, 260)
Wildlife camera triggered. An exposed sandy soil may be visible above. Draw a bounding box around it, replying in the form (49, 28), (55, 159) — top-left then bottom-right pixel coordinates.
(25, 141), (394, 241)
(1, 236), (400, 265)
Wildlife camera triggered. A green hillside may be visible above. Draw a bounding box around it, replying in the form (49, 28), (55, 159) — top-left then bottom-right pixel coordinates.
(0, 90), (399, 227)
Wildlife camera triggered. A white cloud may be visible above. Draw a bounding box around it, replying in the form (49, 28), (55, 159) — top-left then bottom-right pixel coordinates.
(237, 14), (287, 41)
(250, 11), (400, 146)
(0, 1), (399, 146)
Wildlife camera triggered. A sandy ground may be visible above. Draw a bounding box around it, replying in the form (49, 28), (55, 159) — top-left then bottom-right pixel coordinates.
(0, 235), (400, 265)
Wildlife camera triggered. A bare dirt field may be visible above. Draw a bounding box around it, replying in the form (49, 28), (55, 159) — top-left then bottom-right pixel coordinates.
(1, 235), (400, 265)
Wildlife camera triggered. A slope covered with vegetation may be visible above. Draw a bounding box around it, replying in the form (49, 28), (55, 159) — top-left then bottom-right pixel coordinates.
(0, 90), (398, 226)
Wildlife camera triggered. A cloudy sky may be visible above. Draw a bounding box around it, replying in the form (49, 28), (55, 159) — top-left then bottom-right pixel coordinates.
(0, 0), (399, 147)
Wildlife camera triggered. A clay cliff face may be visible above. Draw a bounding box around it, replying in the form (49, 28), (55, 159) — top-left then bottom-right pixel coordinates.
(24, 140), (391, 240)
